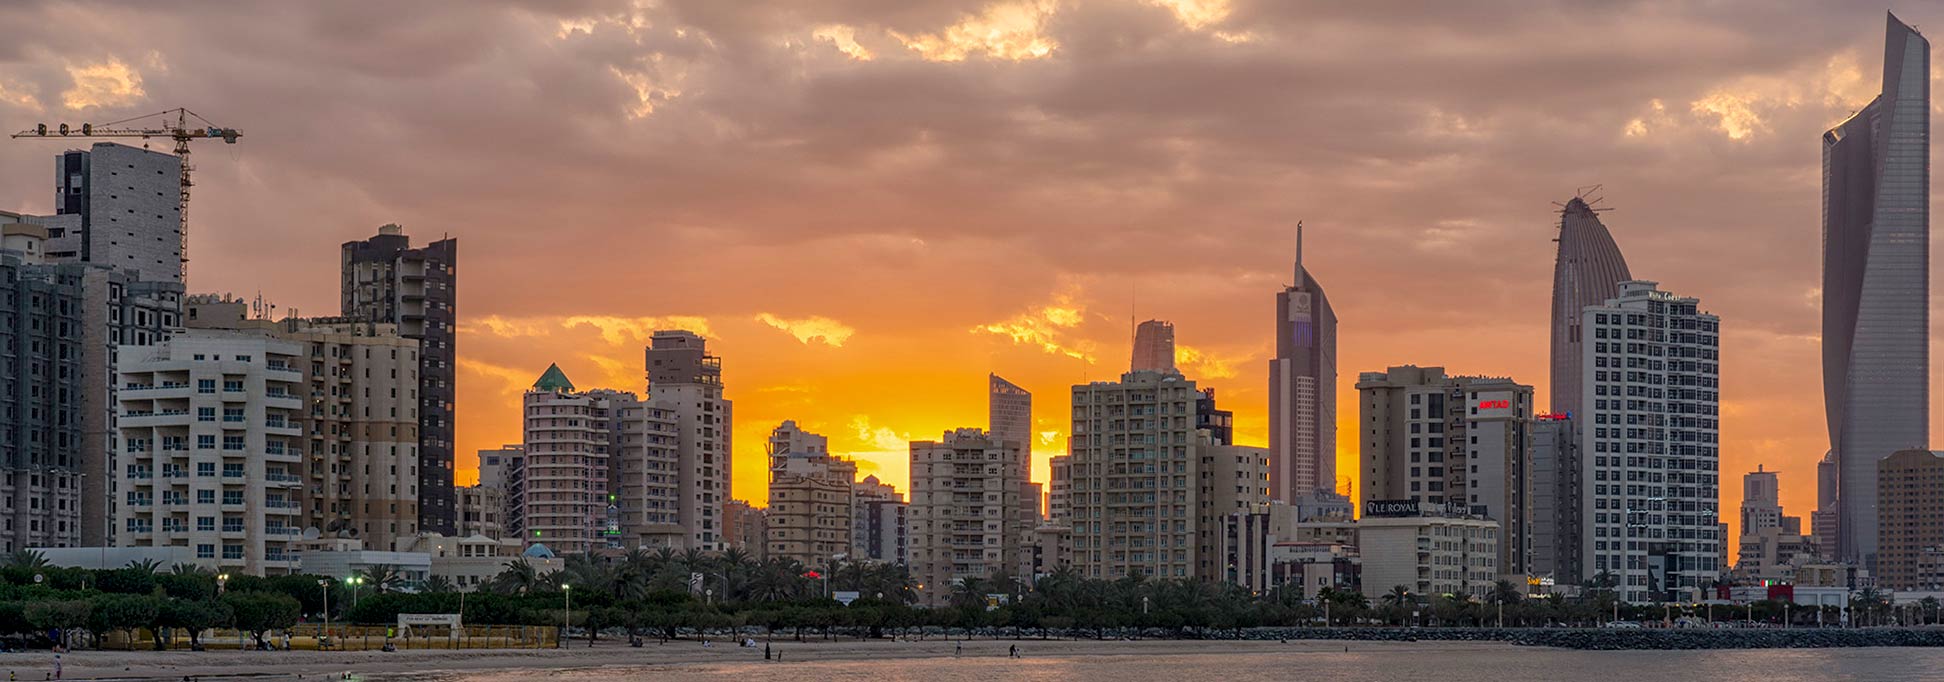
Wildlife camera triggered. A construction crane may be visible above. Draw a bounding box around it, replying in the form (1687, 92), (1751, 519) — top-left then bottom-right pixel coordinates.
(11, 107), (240, 282)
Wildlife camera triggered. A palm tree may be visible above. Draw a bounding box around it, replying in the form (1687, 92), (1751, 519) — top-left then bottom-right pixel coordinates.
(169, 563), (211, 576)
(124, 558), (164, 574)
(1922, 596), (1941, 626)
(563, 554), (618, 597)
(421, 575), (456, 594)
(4, 549), (48, 570)
(489, 558), (542, 595)
(358, 564), (405, 593)
(1490, 580), (1523, 606)
(1382, 585), (1413, 607)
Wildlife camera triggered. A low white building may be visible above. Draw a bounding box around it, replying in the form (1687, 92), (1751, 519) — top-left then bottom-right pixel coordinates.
(396, 533), (560, 592)
(295, 538), (432, 588)
(1359, 513), (1498, 600)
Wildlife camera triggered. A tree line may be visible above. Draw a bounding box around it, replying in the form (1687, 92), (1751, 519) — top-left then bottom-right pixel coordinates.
(0, 547), (1934, 651)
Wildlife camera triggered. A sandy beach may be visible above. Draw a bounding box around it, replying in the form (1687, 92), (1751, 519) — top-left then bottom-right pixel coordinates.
(1, 638), (1519, 681)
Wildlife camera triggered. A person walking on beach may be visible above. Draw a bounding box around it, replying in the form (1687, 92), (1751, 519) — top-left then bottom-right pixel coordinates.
(955, 642), (962, 657)
(1009, 645), (1018, 658)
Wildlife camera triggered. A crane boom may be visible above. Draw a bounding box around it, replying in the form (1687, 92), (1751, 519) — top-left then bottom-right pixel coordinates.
(10, 107), (240, 283)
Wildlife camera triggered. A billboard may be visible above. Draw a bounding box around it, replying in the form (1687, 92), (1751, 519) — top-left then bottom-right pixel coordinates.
(1363, 499), (1421, 517)
(1471, 391), (1517, 419)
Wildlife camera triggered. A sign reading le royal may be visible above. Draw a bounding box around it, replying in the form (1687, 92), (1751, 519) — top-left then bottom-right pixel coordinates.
(1363, 499), (1421, 517)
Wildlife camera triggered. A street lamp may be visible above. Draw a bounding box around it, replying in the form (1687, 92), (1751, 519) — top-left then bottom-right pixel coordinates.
(561, 584), (572, 649)
(346, 576), (365, 609)
(217, 574), (230, 596)
(318, 579), (333, 650)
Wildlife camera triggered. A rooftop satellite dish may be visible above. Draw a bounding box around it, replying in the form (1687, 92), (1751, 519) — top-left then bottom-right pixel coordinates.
(302, 527), (321, 541)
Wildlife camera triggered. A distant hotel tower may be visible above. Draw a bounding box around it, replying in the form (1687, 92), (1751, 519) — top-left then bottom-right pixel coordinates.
(1823, 13), (1929, 567)
(1131, 320), (1176, 373)
(1549, 195), (1631, 420)
(1270, 225), (1337, 500)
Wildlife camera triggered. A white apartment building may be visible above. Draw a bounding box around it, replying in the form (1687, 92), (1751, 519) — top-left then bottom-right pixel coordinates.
(646, 331), (731, 551)
(1359, 514), (1500, 600)
(909, 428), (1034, 605)
(521, 364), (627, 555)
(115, 332), (307, 575)
(1579, 280), (1722, 602)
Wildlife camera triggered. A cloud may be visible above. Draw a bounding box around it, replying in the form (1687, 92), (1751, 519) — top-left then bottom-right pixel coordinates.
(1149, 0), (1232, 31)
(848, 415), (911, 455)
(458, 357), (540, 397)
(1176, 343), (1247, 379)
(755, 313), (856, 347)
(812, 24), (875, 61)
(562, 316), (713, 345)
(61, 57), (145, 110)
(0, 79), (41, 112)
(891, 0), (1058, 62)
(971, 289), (1096, 362)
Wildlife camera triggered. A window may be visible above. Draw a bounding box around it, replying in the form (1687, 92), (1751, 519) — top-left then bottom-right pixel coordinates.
(196, 435), (215, 449)
(196, 462), (215, 477)
(221, 491), (243, 505)
(197, 544), (215, 559)
(196, 517), (214, 532)
(196, 490), (215, 504)
(221, 544), (243, 560)
(197, 407), (215, 422)
(197, 379), (216, 393)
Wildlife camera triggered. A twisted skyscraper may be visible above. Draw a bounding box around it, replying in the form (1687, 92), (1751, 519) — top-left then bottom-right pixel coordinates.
(1271, 225), (1337, 501)
(1823, 13), (1930, 567)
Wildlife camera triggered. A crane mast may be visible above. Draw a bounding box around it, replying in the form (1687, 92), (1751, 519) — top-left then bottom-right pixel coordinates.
(11, 107), (240, 283)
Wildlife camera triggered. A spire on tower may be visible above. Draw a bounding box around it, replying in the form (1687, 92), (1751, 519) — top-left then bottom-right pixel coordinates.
(1295, 220), (1305, 284)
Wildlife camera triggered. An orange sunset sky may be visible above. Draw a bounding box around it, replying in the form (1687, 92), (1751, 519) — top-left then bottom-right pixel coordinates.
(5, 1), (1944, 543)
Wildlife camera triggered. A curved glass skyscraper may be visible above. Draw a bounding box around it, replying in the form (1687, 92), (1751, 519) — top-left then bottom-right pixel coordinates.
(1823, 13), (1929, 566)
(1271, 225), (1337, 500)
(1550, 196), (1632, 419)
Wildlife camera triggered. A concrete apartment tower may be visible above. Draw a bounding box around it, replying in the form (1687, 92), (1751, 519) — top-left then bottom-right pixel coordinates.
(41, 142), (184, 284)
(852, 475), (909, 565)
(341, 224), (458, 535)
(1270, 224), (1337, 502)
(1875, 449), (1944, 590)
(1357, 365), (1536, 578)
(1530, 414), (1581, 582)
(1822, 14), (1930, 567)
(1736, 465), (1809, 581)
(184, 295), (423, 550)
(520, 364), (627, 555)
(3, 212), (182, 549)
(1578, 281), (1721, 602)
(646, 330), (731, 551)
(1069, 370), (1204, 579)
(1131, 320), (1176, 373)
(988, 373), (1037, 520)
(908, 428), (1033, 605)
(0, 240), (83, 553)
(612, 396), (684, 549)
(765, 421), (855, 570)
(115, 332), (308, 575)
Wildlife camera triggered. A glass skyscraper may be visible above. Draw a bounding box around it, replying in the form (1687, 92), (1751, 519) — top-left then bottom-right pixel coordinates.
(1822, 13), (1929, 566)
(1271, 225), (1337, 501)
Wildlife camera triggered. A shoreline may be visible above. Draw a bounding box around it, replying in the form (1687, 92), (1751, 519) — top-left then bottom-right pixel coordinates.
(14, 628), (1944, 681)
(0, 639), (1516, 681)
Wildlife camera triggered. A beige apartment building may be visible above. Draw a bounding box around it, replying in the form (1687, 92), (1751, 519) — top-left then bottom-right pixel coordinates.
(766, 421), (856, 569)
(1357, 365), (1534, 579)
(521, 365), (627, 555)
(181, 295), (423, 552)
(1878, 449), (1944, 591)
(1196, 444), (1273, 580)
(909, 428), (1034, 604)
(1067, 370), (1205, 579)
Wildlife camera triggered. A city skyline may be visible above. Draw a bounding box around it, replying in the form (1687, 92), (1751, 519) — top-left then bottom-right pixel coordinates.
(4, 3), (1944, 544)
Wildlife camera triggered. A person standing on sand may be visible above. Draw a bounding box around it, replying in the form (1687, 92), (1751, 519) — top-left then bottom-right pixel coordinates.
(1009, 645), (1018, 658)
(955, 642), (962, 657)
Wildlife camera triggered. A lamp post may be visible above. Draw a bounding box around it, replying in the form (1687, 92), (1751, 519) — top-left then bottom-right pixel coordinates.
(346, 575), (366, 609)
(561, 584), (572, 649)
(217, 573), (230, 596)
(319, 579), (332, 650)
